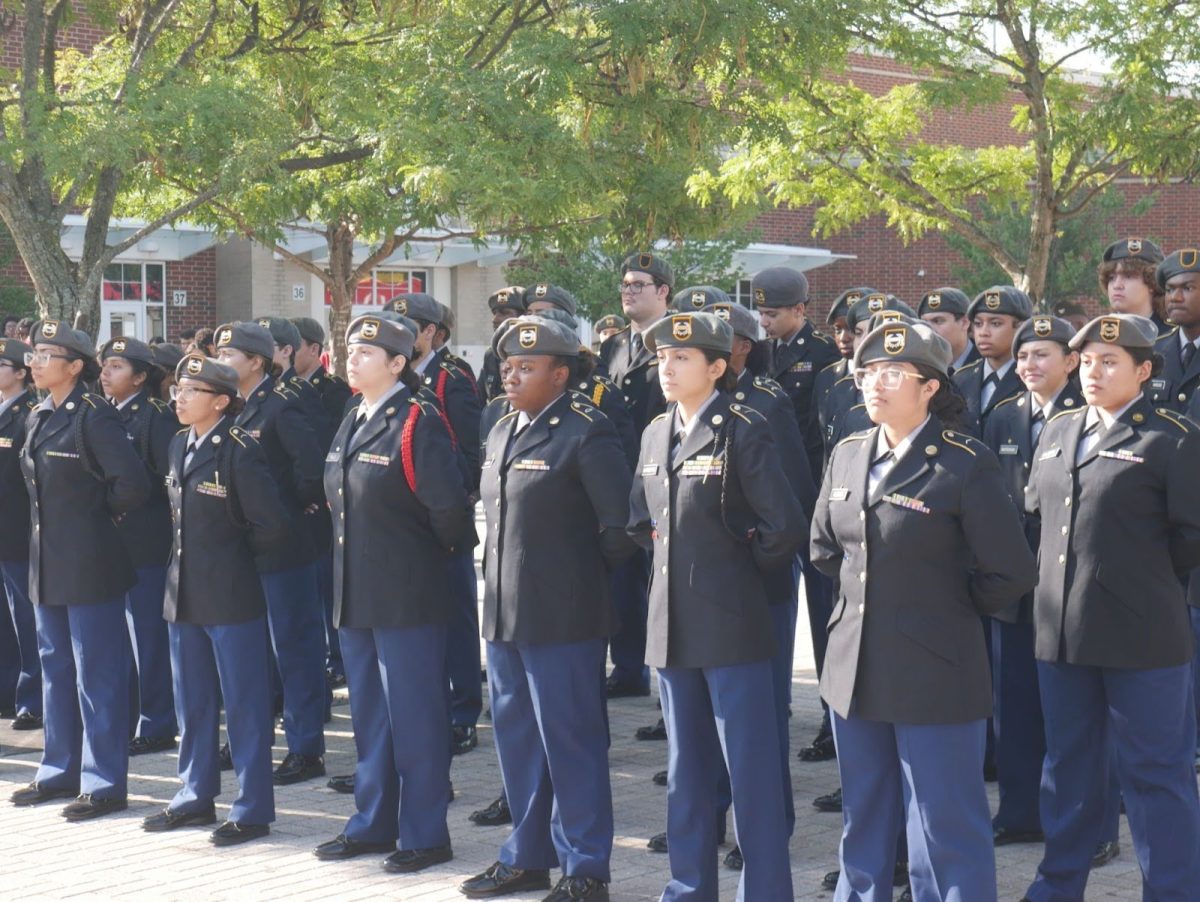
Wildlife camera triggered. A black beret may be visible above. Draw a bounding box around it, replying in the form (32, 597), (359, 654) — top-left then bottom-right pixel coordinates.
(346, 314), (415, 358)
(1155, 248), (1200, 290)
(1103, 238), (1164, 266)
(1069, 314), (1157, 351)
(525, 283), (578, 316)
(386, 293), (443, 325)
(594, 314), (626, 332)
(621, 252), (674, 288)
(215, 321), (275, 361)
(257, 316), (303, 351)
(292, 316), (325, 345)
(703, 301), (759, 341)
(854, 319), (953, 376)
(487, 286), (527, 313)
(847, 293), (915, 329)
(30, 319), (95, 359)
(0, 338), (32, 368)
(917, 287), (971, 318)
(672, 285), (731, 312)
(643, 311), (733, 354)
(175, 354), (240, 396)
(751, 267), (808, 308)
(1013, 315), (1076, 353)
(100, 336), (158, 367)
(967, 286), (1033, 321)
(495, 316), (580, 359)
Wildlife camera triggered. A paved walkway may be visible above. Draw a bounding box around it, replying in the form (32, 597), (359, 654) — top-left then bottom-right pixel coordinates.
(0, 519), (1155, 899)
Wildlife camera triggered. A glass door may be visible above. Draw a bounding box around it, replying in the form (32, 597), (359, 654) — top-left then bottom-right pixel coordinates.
(99, 302), (144, 345)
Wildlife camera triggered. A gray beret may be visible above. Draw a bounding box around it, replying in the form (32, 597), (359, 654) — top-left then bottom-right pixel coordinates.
(215, 321), (275, 361)
(1013, 315), (1076, 353)
(595, 314), (626, 333)
(828, 287), (879, 325)
(100, 336), (158, 367)
(152, 342), (185, 370)
(386, 293), (443, 325)
(967, 286), (1033, 321)
(672, 285), (731, 312)
(257, 316), (303, 352)
(525, 283), (578, 316)
(703, 301), (760, 341)
(30, 319), (95, 360)
(1156, 248), (1200, 289)
(0, 338), (32, 368)
(1103, 238), (1164, 266)
(865, 310), (919, 333)
(621, 252), (674, 288)
(643, 311), (733, 354)
(346, 314), (415, 359)
(751, 266), (808, 308)
(292, 316), (325, 346)
(495, 316), (580, 359)
(917, 287), (971, 318)
(487, 286), (527, 313)
(1068, 314), (1158, 351)
(532, 307), (579, 335)
(854, 319), (953, 376)
(175, 354), (240, 396)
(847, 293), (916, 329)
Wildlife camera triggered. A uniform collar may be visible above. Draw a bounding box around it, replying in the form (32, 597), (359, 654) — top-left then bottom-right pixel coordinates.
(1087, 396), (1141, 430)
(983, 357), (1014, 380)
(357, 380), (407, 423)
(515, 391), (566, 432)
(188, 415), (227, 450)
(873, 414), (930, 465)
(672, 389), (720, 439)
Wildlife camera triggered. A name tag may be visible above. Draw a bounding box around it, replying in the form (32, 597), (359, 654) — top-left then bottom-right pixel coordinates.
(829, 487), (850, 501)
(46, 450), (80, 459)
(357, 452), (391, 467)
(0, 437), (12, 448)
(1150, 378), (1168, 392)
(482, 457), (495, 469)
(247, 429), (261, 440)
(1098, 449), (1145, 464)
(513, 459), (549, 471)
(1039, 447), (1061, 460)
(681, 455), (723, 477)
(641, 463), (659, 476)
(882, 493), (931, 514)
(325, 452), (340, 463)
(164, 475), (179, 488)
(788, 361), (814, 374)
(999, 444), (1020, 456)
(196, 481), (228, 498)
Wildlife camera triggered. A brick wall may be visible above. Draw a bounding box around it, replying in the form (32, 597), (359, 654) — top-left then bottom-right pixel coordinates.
(163, 247), (218, 339)
(0, 2), (106, 71)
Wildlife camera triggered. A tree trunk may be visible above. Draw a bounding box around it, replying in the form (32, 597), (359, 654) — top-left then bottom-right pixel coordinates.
(0, 199), (82, 324)
(1023, 199), (1057, 306)
(325, 222), (358, 380)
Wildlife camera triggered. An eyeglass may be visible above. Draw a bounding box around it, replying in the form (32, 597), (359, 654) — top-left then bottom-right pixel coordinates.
(618, 280), (657, 294)
(170, 385), (221, 400)
(853, 367), (926, 390)
(23, 351), (73, 365)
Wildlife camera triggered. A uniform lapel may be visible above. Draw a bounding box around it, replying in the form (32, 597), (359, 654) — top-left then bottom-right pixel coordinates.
(982, 364), (1020, 416)
(32, 384), (85, 450)
(0, 390), (29, 432)
(184, 428), (219, 478)
(1016, 393), (1034, 461)
(671, 396), (728, 472)
(870, 419), (937, 506)
(1080, 400), (1147, 466)
(505, 394), (568, 467)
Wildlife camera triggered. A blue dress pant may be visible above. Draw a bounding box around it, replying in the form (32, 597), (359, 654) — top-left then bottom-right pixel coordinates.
(445, 548), (482, 728)
(260, 562), (326, 757)
(607, 550), (650, 690)
(1, 560), (40, 717)
(315, 551), (342, 678)
(125, 565), (175, 741)
(990, 618), (1045, 832)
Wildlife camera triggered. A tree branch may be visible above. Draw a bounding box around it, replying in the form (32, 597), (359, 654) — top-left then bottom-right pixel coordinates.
(278, 146), (375, 171)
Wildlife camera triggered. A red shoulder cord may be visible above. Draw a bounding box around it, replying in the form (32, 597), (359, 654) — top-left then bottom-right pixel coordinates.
(400, 404), (421, 494)
(434, 369), (459, 451)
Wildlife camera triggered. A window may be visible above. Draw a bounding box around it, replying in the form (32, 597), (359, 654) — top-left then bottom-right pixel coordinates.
(100, 262), (166, 343)
(324, 268), (428, 306)
(732, 278), (755, 308)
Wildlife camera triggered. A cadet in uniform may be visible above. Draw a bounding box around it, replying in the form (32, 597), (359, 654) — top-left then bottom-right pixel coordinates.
(313, 315), (470, 874)
(1023, 314), (1200, 901)
(629, 311), (804, 902)
(953, 286), (1031, 432)
(479, 287), (527, 405)
(599, 253), (674, 699)
(461, 316), (633, 902)
(10, 321), (150, 818)
(1100, 238), (1171, 334)
(0, 339), (40, 730)
(595, 314), (626, 343)
(916, 287), (979, 374)
(152, 343), (185, 403)
(982, 316), (1082, 847)
(143, 355), (288, 845)
(814, 287), (874, 438)
(99, 336), (179, 755)
(811, 318), (1035, 901)
(215, 321), (328, 785)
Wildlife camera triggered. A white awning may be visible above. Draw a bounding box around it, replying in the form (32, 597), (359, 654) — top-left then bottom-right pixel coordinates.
(59, 216), (219, 262)
(731, 242), (855, 273)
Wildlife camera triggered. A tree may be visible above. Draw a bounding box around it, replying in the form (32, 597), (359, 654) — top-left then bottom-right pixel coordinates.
(689, 0), (1200, 303)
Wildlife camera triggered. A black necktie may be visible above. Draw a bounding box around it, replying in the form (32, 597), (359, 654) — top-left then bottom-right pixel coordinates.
(983, 371), (1000, 388)
(1183, 342), (1196, 371)
(347, 412), (365, 444)
(631, 332), (644, 360)
(30, 408), (51, 442)
(873, 448), (895, 468)
(1030, 409), (1045, 447)
(670, 428), (684, 465)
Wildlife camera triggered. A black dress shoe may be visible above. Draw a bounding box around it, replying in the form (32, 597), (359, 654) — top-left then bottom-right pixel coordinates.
(382, 844), (453, 873)
(652, 769), (667, 786)
(62, 794), (128, 821)
(452, 726), (478, 755)
(1091, 840), (1120, 868)
(273, 753), (325, 785)
(460, 861), (551, 898)
(143, 805), (217, 832)
(893, 860), (909, 887)
(10, 711), (42, 730)
(604, 675), (649, 699)
(821, 869), (839, 891)
(983, 762), (998, 782)
(314, 833), (395, 860)
(635, 718), (667, 741)
(993, 825), (1044, 846)
(797, 735), (836, 762)
(543, 875), (609, 901)
(129, 734), (177, 756)
(647, 832), (668, 853)
(723, 845), (743, 870)
(218, 742), (233, 772)
(326, 669), (346, 689)
(211, 821), (270, 846)
(11, 782), (78, 807)
(812, 787), (843, 812)
(470, 795), (512, 826)
(327, 774), (355, 794)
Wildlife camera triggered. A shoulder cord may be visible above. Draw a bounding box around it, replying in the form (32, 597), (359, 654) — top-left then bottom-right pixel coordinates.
(399, 404), (421, 494)
(72, 404), (105, 482)
(433, 369), (459, 451)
